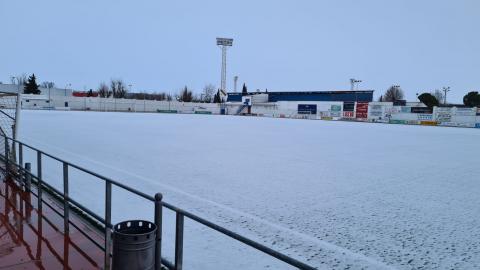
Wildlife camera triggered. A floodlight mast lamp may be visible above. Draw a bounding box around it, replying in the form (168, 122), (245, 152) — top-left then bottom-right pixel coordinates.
(350, 78), (362, 91)
(216, 38), (233, 95)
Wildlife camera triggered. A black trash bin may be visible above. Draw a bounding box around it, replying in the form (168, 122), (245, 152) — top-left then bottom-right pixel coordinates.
(112, 220), (157, 270)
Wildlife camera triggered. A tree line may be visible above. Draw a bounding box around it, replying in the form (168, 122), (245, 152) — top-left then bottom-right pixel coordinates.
(11, 73), (480, 107)
(378, 85), (480, 108)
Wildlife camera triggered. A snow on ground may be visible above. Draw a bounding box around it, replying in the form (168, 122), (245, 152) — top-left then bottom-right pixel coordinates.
(18, 110), (480, 270)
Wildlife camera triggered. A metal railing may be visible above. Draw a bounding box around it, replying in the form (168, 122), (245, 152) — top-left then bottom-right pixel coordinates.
(1, 135), (316, 270)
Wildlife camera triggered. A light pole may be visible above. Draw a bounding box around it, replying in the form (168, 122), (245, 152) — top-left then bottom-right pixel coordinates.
(234, 76), (238, 93)
(64, 83), (71, 96)
(442, 86), (450, 105)
(47, 84), (51, 105)
(216, 37), (233, 96)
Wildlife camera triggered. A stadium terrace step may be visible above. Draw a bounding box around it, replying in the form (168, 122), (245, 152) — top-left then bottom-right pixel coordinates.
(0, 175), (104, 269)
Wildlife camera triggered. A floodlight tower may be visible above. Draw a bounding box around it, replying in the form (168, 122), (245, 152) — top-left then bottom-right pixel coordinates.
(350, 78), (362, 90)
(216, 37), (233, 94)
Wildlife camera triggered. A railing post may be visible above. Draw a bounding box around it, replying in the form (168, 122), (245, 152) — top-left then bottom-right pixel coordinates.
(154, 193), (163, 270)
(5, 139), (9, 175)
(25, 162), (32, 221)
(24, 163), (31, 192)
(37, 151), (43, 212)
(63, 162), (69, 235)
(19, 143), (23, 168)
(105, 181), (112, 270)
(175, 212), (184, 270)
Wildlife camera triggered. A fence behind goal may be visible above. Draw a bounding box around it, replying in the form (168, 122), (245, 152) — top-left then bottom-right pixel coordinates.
(0, 91), (19, 161)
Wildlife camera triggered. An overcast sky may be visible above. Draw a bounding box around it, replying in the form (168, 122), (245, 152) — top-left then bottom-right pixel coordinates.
(1, 0), (479, 102)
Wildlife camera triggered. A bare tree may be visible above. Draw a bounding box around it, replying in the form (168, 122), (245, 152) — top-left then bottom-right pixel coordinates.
(178, 86), (193, 102)
(98, 82), (110, 98)
(12, 74), (27, 85)
(431, 89), (444, 104)
(110, 79), (128, 98)
(383, 85), (404, 102)
(40, 81), (55, 88)
(202, 84), (216, 103)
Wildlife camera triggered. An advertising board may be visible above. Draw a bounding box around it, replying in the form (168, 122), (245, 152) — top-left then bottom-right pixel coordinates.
(411, 107), (433, 114)
(389, 120), (407, 124)
(417, 114), (433, 121)
(356, 102), (369, 119)
(369, 105), (383, 117)
(455, 107), (476, 116)
(343, 111), (355, 118)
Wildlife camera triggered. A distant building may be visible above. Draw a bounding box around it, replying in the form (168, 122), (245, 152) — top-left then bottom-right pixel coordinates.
(227, 90), (374, 103)
(0, 84), (73, 97)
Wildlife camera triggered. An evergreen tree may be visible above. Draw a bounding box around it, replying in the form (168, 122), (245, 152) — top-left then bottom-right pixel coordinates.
(418, 93), (439, 108)
(241, 83), (248, 96)
(213, 90), (221, 103)
(463, 91), (480, 107)
(24, 73), (40, 94)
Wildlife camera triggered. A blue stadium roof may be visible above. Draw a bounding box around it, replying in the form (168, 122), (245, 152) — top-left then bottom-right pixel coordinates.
(227, 90), (374, 102)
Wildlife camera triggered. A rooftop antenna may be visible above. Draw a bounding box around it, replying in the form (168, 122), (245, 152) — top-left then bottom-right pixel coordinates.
(216, 37), (233, 95)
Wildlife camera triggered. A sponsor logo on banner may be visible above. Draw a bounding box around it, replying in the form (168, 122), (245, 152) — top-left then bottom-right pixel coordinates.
(476, 123), (480, 128)
(331, 105), (341, 112)
(407, 120), (419, 125)
(330, 105), (341, 117)
(343, 102), (355, 112)
(440, 122), (476, 128)
(411, 107), (433, 114)
(356, 102), (369, 119)
(439, 122), (456, 127)
(401, 106), (411, 113)
(389, 119), (407, 124)
(436, 112), (452, 122)
(343, 111), (355, 118)
(369, 105), (383, 117)
(455, 107), (476, 116)
(418, 114), (433, 120)
(420, 121), (437, 126)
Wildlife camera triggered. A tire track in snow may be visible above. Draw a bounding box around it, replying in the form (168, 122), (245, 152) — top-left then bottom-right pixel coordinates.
(22, 135), (395, 269)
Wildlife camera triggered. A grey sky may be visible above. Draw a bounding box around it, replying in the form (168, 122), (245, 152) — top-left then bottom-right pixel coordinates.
(1, 0), (479, 102)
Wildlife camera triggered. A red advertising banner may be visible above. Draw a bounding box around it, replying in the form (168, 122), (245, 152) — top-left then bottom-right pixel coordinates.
(356, 102), (369, 119)
(343, 111), (355, 118)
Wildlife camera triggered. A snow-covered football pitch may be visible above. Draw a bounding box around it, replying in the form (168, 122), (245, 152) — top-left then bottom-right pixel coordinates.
(19, 110), (480, 269)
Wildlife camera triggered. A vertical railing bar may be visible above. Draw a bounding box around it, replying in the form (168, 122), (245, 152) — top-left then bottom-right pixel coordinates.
(63, 162), (69, 235)
(24, 163), (31, 192)
(175, 212), (184, 270)
(154, 193), (163, 270)
(5, 138), (9, 176)
(37, 151), (43, 212)
(105, 181), (112, 270)
(24, 162), (32, 222)
(19, 142), (23, 168)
